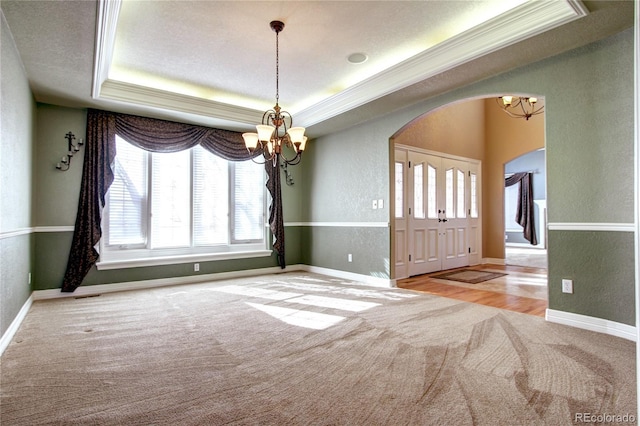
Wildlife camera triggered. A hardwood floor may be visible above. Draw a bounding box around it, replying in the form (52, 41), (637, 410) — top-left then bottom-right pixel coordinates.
(397, 264), (548, 317)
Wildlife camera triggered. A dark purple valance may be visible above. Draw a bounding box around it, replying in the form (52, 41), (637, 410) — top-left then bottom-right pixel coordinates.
(61, 109), (285, 292)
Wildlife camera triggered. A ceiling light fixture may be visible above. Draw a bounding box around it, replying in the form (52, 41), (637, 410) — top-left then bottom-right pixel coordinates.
(243, 20), (307, 166)
(496, 96), (544, 120)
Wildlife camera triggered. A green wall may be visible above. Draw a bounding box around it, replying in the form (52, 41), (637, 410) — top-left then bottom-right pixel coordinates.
(304, 28), (635, 325)
(32, 105), (305, 291)
(1, 14), (36, 337)
(22, 26), (639, 329)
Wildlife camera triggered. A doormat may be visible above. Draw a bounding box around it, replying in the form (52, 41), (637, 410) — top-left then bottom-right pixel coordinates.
(430, 269), (507, 284)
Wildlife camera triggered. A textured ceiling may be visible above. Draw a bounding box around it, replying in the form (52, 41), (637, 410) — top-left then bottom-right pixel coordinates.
(1, 0), (634, 137)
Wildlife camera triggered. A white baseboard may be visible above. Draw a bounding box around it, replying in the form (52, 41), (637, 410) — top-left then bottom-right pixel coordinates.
(483, 258), (505, 265)
(0, 295), (33, 357)
(546, 309), (636, 341)
(301, 265), (396, 288)
(33, 265), (305, 300)
(32, 265), (394, 300)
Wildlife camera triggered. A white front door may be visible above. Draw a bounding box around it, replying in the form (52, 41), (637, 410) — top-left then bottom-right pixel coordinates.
(407, 151), (443, 276)
(394, 147), (481, 279)
(441, 158), (470, 270)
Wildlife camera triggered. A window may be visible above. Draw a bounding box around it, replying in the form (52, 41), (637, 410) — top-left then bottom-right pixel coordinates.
(470, 172), (478, 218)
(99, 136), (268, 269)
(445, 168), (454, 218)
(413, 163), (425, 219)
(394, 162), (404, 218)
(427, 164), (437, 219)
(456, 169), (466, 218)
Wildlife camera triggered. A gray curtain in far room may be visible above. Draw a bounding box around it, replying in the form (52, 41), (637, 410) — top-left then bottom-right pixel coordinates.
(504, 172), (538, 246)
(60, 109), (285, 293)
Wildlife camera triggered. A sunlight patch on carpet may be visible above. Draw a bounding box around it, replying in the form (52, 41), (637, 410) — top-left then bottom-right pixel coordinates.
(209, 285), (302, 300)
(285, 295), (380, 312)
(246, 302), (345, 330)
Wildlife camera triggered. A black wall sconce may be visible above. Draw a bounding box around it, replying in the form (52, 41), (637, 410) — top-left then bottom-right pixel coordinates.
(56, 131), (84, 171)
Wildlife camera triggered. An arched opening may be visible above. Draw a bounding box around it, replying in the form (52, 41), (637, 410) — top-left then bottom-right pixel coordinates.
(390, 95), (547, 316)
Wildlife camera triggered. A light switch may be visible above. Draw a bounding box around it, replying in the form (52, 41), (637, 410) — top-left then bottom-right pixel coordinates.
(378, 199), (384, 209)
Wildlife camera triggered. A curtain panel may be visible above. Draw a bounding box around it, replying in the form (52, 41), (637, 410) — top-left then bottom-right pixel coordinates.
(504, 172), (538, 246)
(61, 109), (285, 292)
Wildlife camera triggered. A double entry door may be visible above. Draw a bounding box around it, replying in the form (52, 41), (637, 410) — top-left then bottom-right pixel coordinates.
(395, 148), (481, 279)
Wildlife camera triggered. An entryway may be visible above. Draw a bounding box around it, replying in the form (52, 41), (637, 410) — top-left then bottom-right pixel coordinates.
(394, 146), (481, 279)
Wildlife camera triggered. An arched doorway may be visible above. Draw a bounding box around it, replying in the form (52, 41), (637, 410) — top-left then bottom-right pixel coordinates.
(391, 95), (548, 316)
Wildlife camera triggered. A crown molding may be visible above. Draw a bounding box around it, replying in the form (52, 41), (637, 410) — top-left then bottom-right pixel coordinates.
(99, 79), (263, 127)
(294, 0), (588, 127)
(92, 0), (588, 129)
(92, 0), (121, 99)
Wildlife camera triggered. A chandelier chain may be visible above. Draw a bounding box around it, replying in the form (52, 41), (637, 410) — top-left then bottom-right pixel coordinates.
(275, 28), (279, 104)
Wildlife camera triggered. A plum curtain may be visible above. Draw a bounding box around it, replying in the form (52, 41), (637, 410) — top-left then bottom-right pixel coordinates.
(61, 109), (285, 292)
(505, 172), (538, 246)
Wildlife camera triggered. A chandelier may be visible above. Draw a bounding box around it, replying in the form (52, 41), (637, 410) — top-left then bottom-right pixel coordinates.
(496, 96), (544, 120)
(243, 20), (307, 166)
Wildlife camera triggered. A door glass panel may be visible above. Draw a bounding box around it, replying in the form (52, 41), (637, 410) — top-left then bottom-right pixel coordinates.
(414, 163), (425, 219)
(395, 162), (404, 218)
(445, 168), (454, 218)
(427, 164), (437, 219)
(457, 169), (466, 218)
(470, 173), (478, 218)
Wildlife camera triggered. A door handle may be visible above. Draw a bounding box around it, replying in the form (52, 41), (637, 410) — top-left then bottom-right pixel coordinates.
(442, 218), (448, 222)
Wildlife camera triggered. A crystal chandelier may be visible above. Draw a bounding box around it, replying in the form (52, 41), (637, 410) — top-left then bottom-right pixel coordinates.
(243, 20), (307, 166)
(496, 96), (544, 120)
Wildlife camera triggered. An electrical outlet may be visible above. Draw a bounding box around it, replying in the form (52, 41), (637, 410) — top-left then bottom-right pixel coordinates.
(348, 254), (353, 262)
(378, 199), (384, 209)
(562, 279), (573, 294)
(372, 200), (378, 209)
(194, 263), (200, 272)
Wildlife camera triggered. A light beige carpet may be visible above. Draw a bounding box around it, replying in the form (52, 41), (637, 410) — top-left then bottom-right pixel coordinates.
(0, 272), (635, 425)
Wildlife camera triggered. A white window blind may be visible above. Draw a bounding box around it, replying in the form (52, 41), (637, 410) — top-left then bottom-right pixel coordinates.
(103, 136), (266, 264)
(193, 146), (228, 246)
(150, 150), (191, 248)
(232, 160), (264, 242)
(106, 139), (147, 247)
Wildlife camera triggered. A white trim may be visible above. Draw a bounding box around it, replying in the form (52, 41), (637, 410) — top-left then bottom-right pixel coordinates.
(91, 1), (586, 130)
(547, 222), (635, 232)
(99, 80), (262, 129)
(395, 144), (482, 165)
(0, 296), (33, 357)
(33, 226), (75, 233)
(96, 249), (272, 270)
(294, 0), (587, 127)
(546, 309), (636, 342)
(302, 265), (396, 288)
(0, 226), (76, 240)
(483, 258), (505, 265)
(92, 0), (121, 99)
(0, 227), (33, 240)
(34, 265), (304, 300)
(32, 264), (395, 300)
(285, 222), (389, 228)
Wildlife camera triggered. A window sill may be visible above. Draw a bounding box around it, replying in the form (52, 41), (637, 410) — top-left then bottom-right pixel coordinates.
(96, 249), (273, 270)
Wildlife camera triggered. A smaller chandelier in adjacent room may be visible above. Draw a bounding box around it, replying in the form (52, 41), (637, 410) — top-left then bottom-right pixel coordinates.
(243, 20), (307, 166)
(496, 96), (544, 120)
